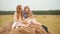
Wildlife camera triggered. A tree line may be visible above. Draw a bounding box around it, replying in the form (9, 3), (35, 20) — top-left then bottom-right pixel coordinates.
(0, 10), (60, 15)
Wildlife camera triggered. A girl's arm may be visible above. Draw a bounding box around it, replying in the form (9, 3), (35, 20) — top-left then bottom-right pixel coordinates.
(21, 11), (24, 21)
(14, 12), (18, 22)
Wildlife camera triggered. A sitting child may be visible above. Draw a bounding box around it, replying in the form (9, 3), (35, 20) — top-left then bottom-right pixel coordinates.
(23, 6), (48, 32)
(12, 5), (27, 29)
(23, 6), (42, 25)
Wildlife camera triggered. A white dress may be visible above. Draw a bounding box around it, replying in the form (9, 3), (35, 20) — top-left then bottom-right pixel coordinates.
(12, 12), (27, 29)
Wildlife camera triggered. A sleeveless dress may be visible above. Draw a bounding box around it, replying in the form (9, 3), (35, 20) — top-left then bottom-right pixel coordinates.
(12, 12), (27, 29)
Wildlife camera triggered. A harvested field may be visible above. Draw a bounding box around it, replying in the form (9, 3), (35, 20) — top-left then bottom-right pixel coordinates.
(0, 15), (60, 34)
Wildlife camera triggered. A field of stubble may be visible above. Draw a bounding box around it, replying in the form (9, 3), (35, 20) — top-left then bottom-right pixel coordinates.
(0, 15), (60, 34)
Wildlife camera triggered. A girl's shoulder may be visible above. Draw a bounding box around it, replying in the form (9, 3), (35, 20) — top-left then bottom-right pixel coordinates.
(14, 11), (17, 15)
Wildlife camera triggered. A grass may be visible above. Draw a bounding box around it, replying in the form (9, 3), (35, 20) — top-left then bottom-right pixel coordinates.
(0, 15), (60, 34)
(0, 15), (13, 27)
(36, 15), (60, 34)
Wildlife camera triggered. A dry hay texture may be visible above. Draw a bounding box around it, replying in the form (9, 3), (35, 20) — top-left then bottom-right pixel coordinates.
(0, 22), (52, 34)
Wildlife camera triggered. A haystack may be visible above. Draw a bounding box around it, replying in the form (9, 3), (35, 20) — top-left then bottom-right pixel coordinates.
(0, 22), (51, 34)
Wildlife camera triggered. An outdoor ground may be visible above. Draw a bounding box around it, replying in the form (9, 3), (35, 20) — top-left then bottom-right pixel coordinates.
(0, 15), (60, 34)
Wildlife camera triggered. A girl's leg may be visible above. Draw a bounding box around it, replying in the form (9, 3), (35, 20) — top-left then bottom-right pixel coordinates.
(11, 21), (17, 29)
(31, 19), (49, 33)
(30, 18), (42, 25)
(42, 25), (48, 32)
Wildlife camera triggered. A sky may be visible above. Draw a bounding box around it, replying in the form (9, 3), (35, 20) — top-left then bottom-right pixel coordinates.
(0, 0), (60, 11)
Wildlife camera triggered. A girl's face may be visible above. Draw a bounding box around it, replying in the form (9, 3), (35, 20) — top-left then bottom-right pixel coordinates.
(24, 7), (30, 13)
(17, 5), (22, 13)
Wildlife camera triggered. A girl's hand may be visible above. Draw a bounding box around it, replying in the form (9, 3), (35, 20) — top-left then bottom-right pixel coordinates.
(16, 20), (21, 22)
(22, 20), (26, 22)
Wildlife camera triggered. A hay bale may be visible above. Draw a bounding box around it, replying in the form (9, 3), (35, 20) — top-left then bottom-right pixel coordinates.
(0, 22), (13, 34)
(0, 22), (51, 34)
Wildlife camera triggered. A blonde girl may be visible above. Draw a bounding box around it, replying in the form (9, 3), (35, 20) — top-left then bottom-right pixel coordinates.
(23, 6), (48, 32)
(23, 6), (42, 25)
(12, 5), (27, 29)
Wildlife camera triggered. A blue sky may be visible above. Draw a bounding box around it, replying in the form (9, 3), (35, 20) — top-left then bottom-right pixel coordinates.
(0, 0), (60, 11)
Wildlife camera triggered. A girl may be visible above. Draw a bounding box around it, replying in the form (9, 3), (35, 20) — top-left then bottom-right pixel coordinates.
(23, 6), (48, 32)
(11, 5), (27, 29)
(23, 6), (42, 25)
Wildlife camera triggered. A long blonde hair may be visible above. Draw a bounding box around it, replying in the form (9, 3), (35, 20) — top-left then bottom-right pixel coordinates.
(16, 5), (23, 20)
(24, 6), (32, 18)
